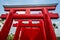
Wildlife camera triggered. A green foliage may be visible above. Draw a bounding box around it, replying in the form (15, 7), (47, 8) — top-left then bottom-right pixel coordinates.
(53, 23), (58, 29)
(57, 37), (60, 40)
(7, 34), (14, 40)
(7, 34), (20, 40)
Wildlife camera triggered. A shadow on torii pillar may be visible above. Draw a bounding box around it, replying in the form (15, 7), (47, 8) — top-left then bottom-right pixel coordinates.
(0, 3), (59, 40)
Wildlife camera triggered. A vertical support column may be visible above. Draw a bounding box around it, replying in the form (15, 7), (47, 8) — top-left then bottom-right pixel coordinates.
(29, 20), (33, 40)
(13, 20), (22, 40)
(40, 19), (47, 40)
(0, 9), (15, 40)
(20, 27), (30, 40)
(42, 8), (56, 40)
(26, 8), (30, 14)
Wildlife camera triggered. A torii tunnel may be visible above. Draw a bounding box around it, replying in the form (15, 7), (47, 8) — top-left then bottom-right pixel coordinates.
(0, 3), (59, 40)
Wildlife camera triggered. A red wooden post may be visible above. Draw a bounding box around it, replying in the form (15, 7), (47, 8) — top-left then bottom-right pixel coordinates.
(0, 10), (15, 40)
(26, 9), (30, 14)
(39, 19), (46, 40)
(42, 8), (57, 40)
(13, 20), (22, 40)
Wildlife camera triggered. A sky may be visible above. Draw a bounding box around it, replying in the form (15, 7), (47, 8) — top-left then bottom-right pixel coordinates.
(0, 0), (60, 37)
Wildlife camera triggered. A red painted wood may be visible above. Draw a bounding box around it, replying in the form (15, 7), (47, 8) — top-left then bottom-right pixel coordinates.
(42, 8), (57, 40)
(13, 20), (22, 40)
(20, 20), (46, 40)
(0, 13), (59, 19)
(0, 12), (13, 40)
(0, 9), (15, 40)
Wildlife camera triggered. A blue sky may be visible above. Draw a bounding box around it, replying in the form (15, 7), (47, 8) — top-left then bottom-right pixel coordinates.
(0, 0), (60, 36)
(0, 0), (60, 16)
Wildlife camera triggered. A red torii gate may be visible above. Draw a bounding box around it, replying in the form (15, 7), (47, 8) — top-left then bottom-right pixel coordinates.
(0, 3), (59, 40)
(13, 19), (46, 40)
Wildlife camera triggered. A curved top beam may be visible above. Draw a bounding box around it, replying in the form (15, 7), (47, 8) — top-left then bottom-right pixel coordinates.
(3, 3), (58, 8)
